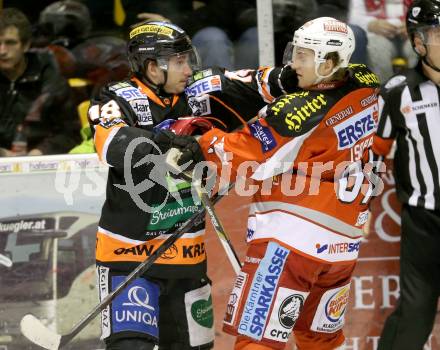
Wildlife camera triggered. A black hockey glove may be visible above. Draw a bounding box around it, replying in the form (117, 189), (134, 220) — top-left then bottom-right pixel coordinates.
(176, 138), (204, 170)
(279, 65), (299, 93)
(153, 130), (195, 152)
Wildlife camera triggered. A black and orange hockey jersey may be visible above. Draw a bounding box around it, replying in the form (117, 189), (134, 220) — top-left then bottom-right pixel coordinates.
(199, 64), (380, 264)
(90, 76), (210, 278)
(89, 66), (294, 278)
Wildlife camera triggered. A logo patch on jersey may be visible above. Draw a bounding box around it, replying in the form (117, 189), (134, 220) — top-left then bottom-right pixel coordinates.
(410, 101), (438, 112)
(354, 71), (380, 86)
(238, 242), (289, 340)
(98, 266), (110, 338)
(224, 271), (248, 326)
(129, 99), (153, 125)
(311, 284), (350, 333)
(114, 86), (145, 101)
(249, 120), (277, 153)
(148, 197), (200, 230)
(185, 75), (222, 96)
(360, 93), (378, 107)
(185, 284), (215, 346)
(325, 105), (354, 126)
(187, 94), (211, 116)
(100, 118), (125, 129)
(111, 276), (159, 338)
(315, 241), (360, 255)
(263, 287), (308, 342)
(278, 93), (327, 132)
(333, 106), (377, 149)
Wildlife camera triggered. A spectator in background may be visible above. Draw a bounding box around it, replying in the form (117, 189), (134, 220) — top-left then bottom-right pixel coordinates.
(82, 0), (259, 70)
(313, 0), (368, 64)
(2, 0), (55, 24)
(188, 0), (258, 69)
(136, 0), (259, 70)
(349, 0), (417, 82)
(272, 0), (317, 65)
(36, 0), (130, 96)
(0, 8), (80, 157)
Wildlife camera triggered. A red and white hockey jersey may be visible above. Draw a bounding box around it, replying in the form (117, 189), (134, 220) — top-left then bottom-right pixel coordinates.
(199, 64), (380, 264)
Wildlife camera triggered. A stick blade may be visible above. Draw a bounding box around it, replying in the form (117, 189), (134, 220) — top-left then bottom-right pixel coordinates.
(20, 314), (61, 350)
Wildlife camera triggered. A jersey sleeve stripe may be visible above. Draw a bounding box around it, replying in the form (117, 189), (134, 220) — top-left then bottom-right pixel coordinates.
(94, 125), (122, 165)
(250, 201), (363, 238)
(257, 67), (275, 103)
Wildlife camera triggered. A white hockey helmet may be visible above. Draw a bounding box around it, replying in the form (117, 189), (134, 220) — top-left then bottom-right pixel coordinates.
(284, 17), (355, 79)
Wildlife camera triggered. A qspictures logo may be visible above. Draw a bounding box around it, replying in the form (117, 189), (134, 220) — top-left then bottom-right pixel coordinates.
(114, 137), (188, 213)
(54, 138), (387, 210)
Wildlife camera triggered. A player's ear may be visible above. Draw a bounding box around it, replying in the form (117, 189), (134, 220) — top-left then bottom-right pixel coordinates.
(319, 57), (335, 76)
(413, 34), (426, 56)
(145, 60), (164, 84)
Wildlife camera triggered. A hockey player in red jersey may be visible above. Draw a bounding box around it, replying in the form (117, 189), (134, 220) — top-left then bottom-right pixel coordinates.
(178, 17), (380, 350)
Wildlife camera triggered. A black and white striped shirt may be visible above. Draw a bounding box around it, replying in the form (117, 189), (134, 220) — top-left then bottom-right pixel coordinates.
(375, 63), (440, 211)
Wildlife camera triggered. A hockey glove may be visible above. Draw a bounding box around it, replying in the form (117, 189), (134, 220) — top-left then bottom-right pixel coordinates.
(153, 130), (195, 151)
(176, 138), (204, 169)
(170, 116), (214, 136)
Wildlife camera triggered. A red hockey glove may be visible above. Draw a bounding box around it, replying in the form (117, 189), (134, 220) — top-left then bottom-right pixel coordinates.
(170, 117), (214, 136)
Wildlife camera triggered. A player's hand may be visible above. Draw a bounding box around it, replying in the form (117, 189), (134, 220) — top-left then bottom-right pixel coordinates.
(176, 139), (204, 170)
(153, 130), (194, 151)
(170, 117), (214, 135)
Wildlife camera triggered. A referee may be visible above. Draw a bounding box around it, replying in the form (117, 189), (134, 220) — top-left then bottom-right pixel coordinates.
(373, 1), (440, 349)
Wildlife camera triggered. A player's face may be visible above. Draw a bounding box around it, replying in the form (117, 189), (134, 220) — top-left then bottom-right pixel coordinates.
(0, 26), (28, 74)
(425, 26), (440, 68)
(290, 47), (318, 88)
(163, 53), (193, 94)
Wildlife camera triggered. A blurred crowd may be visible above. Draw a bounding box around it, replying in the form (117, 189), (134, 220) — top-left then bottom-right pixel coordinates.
(0, 0), (415, 157)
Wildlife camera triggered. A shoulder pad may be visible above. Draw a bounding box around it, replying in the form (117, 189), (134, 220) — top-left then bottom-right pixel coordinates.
(108, 80), (148, 102)
(108, 81), (134, 92)
(185, 73), (222, 97)
(348, 64), (380, 88)
(384, 75), (407, 90)
(188, 67), (223, 84)
(266, 91), (331, 135)
(104, 80), (152, 126)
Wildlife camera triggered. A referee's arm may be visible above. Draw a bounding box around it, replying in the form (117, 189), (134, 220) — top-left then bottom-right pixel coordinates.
(372, 92), (397, 159)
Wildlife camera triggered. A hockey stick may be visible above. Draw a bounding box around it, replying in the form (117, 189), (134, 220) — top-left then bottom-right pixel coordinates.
(20, 188), (228, 350)
(166, 148), (242, 274)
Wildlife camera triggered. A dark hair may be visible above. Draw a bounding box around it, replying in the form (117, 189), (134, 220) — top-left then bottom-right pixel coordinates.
(0, 8), (32, 44)
(325, 52), (341, 66)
